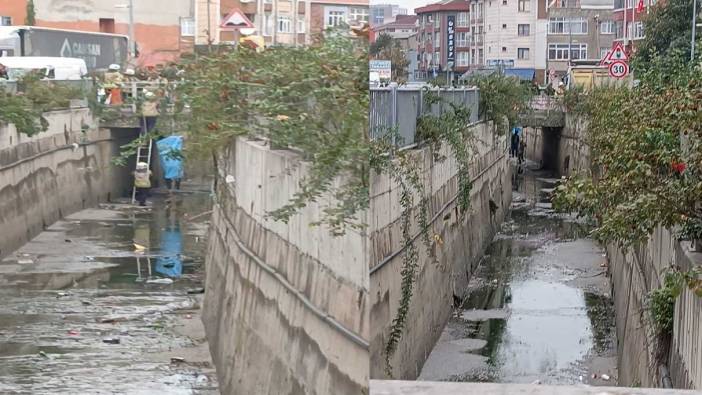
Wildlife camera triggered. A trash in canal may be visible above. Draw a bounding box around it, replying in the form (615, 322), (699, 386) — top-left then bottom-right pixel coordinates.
(38, 351), (48, 358)
(196, 375), (209, 384)
(81, 300), (92, 306)
(601, 374), (611, 381)
(170, 357), (186, 363)
(185, 314), (192, 319)
(17, 258), (34, 264)
(187, 288), (205, 294)
(147, 278), (174, 284)
(56, 292), (71, 298)
(102, 338), (120, 344)
(67, 330), (79, 336)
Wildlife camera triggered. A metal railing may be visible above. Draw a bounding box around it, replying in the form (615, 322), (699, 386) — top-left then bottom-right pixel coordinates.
(370, 85), (480, 147)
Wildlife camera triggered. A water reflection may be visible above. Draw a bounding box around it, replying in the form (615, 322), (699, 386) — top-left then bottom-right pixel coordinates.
(420, 168), (616, 384)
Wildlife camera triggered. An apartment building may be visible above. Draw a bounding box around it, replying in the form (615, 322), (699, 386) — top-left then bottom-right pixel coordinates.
(546, 0), (614, 76)
(371, 14), (418, 40)
(195, 0), (368, 47)
(370, 3), (408, 26)
(612, 0), (651, 50)
(483, 0), (547, 80)
(415, 0), (471, 76)
(0, 0), (195, 66)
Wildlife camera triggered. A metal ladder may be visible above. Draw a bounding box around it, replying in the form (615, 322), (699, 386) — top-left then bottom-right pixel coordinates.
(131, 133), (153, 204)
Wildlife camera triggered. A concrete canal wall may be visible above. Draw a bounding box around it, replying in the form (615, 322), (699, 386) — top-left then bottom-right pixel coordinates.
(608, 229), (702, 389)
(369, 122), (511, 379)
(202, 138), (369, 395)
(0, 108), (136, 259)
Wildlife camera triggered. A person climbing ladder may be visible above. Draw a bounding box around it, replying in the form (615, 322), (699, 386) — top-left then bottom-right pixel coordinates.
(133, 162), (152, 206)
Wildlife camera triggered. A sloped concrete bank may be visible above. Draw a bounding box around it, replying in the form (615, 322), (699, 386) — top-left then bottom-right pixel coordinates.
(369, 122), (512, 379)
(202, 138), (369, 395)
(0, 108), (136, 259)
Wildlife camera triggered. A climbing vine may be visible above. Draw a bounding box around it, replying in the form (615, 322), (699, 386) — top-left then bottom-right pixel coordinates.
(377, 89), (477, 376)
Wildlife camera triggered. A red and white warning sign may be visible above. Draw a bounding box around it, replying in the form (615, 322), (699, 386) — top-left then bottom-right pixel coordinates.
(600, 42), (629, 65)
(608, 60), (629, 79)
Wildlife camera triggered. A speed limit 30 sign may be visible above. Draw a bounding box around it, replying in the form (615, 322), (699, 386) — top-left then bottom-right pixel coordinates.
(609, 60), (629, 79)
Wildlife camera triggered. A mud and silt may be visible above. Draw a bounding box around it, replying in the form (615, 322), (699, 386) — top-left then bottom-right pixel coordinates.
(0, 187), (217, 394)
(419, 164), (618, 386)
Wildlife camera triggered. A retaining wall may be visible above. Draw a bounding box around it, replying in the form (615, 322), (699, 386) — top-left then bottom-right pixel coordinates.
(202, 138), (369, 395)
(608, 229), (702, 389)
(0, 108), (136, 259)
(369, 122), (512, 379)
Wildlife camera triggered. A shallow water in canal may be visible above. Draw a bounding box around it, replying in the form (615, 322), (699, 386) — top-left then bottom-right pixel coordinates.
(0, 187), (217, 394)
(419, 164), (618, 386)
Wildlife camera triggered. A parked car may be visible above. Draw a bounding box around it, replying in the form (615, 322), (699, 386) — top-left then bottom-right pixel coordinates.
(0, 56), (88, 80)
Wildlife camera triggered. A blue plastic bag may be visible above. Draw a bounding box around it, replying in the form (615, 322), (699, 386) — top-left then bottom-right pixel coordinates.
(156, 135), (184, 180)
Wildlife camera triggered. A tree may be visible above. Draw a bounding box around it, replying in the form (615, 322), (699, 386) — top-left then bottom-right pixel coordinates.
(632, 0), (699, 79)
(370, 33), (410, 82)
(25, 0), (36, 26)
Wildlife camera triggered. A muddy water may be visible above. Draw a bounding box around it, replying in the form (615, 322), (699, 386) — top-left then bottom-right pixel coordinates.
(0, 187), (217, 394)
(419, 164), (618, 386)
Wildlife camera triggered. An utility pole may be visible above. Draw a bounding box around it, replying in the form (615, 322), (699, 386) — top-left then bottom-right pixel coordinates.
(692, 0), (698, 61)
(128, 0), (135, 58)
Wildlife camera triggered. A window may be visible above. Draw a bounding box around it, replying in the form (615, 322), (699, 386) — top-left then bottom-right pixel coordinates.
(264, 14), (273, 36)
(548, 17), (587, 34)
(278, 16), (291, 33)
(478, 48), (483, 63)
(614, 20), (624, 39)
(1, 16), (11, 26)
(518, 47), (529, 59)
(433, 51), (440, 64)
(326, 10), (346, 27)
(518, 24), (529, 36)
(626, 0), (634, 8)
(600, 47), (610, 59)
(518, 0), (530, 11)
(600, 20), (614, 34)
(297, 18), (306, 33)
(458, 12), (469, 27)
(634, 21), (644, 38)
(350, 7), (369, 23)
(435, 33), (440, 48)
(179, 17), (194, 36)
(457, 51), (469, 66)
(502, 23), (507, 29)
(100, 18), (116, 33)
(548, 43), (587, 60)
(502, 46), (507, 52)
(503, 0), (508, 4)
(457, 31), (469, 47)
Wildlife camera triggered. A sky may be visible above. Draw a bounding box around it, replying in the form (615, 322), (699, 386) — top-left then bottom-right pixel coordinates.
(370, 0), (437, 14)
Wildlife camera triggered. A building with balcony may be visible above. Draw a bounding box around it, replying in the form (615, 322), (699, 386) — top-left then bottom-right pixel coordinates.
(612, 0), (651, 51)
(483, 0), (548, 82)
(371, 14), (418, 41)
(195, 0), (368, 47)
(546, 0), (615, 77)
(415, 0), (472, 77)
(0, 0), (195, 66)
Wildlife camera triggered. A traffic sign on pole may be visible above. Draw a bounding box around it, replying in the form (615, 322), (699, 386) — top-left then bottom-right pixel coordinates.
(608, 60), (629, 79)
(603, 42), (629, 64)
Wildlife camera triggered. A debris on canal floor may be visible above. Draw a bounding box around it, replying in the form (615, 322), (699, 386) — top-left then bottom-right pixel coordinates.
(419, 165), (618, 386)
(0, 187), (218, 394)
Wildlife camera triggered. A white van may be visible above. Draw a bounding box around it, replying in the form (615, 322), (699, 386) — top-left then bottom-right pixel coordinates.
(0, 56), (88, 80)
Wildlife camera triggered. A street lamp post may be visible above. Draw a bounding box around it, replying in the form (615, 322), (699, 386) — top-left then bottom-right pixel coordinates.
(128, 0), (135, 58)
(692, 0), (698, 61)
(116, 1), (136, 59)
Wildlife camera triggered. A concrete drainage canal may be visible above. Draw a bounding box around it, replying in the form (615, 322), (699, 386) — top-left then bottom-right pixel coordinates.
(419, 162), (618, 386)
(0, 185), (218, 394)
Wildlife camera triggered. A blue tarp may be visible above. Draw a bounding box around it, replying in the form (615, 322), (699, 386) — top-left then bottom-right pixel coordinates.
(156, 135), (184, 180)
(155, 228), (183, 278)
(504, 68), (536, 81)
